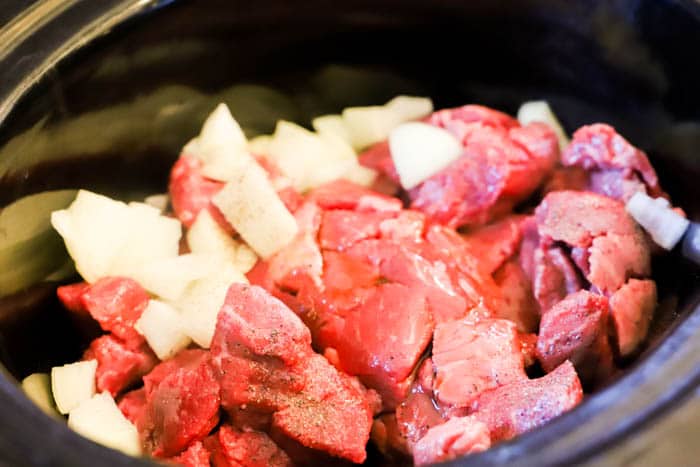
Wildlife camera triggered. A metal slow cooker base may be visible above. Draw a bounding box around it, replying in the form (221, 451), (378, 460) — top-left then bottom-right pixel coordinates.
(1, 1), (699, 466)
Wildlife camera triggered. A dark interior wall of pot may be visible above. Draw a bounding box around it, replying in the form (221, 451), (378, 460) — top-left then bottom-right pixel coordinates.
(0, 0), (698, 409)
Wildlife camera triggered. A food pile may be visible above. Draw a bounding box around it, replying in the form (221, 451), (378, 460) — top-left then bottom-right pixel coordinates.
(24, 97), (666, 466)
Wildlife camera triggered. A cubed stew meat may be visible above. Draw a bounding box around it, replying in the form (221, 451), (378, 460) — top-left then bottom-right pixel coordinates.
(47, 100), (671, 466)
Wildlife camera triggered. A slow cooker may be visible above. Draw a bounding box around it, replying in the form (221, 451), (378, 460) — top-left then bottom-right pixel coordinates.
(0, 0), (699, 465)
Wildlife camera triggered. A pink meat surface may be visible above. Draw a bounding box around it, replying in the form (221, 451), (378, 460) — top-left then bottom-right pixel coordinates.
(412, 416), (491, 466)
(168, 156), (230, 231)
(205, 425), (292, 467)
(56, 282), (91, 314)
(533, 245), (583, 313)
(169, 441), (211, 467)
(83, 334), (157, 397)
(535, 191), (650, 293)
(307, 179), (403, 213)
(562, 123), (663, 200)
(316, 282), (434, 410)
(80, 277), (150, 347)
(396, 391), (445, 447)
(432, 318), (526, 408)
(610, 279), (657, 357)
(357, 106), (558, 228)
(210, 283), (373, 463)
(460, 215), (526, 276)
(493, 260), (539, 333)
(117, 388), (146, 426)
(536, 291), (614, 385)
(470, 360), (583, 441)
(139, 349), (220, 458)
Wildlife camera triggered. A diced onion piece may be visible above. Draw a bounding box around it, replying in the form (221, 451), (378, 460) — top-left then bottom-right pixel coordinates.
(247, 134), (273, 156)
(312, 114), (353, 145)
(51, 191), (181, 283)
(68, 392), (141, 457)
(385, 95), (434, 122)
(342, 163), (378, 187)
(389, 122), (463, 189)
(188, 103), (248, 162)
(187, 210), (258, 273)
(342, 106), (401, 150)
(143, 193), (169, 212)
(213, 161), (298, 258)
(136, 300), (191, 360)
(185, 103), (258, 183)
(626, 191), (689, 250)
(21, 373), (60, 417)
(129, 253), (219, 301)
(51, 360), (97, 415)
(177, 265), (248, 348)
(517, 100), (570, 152)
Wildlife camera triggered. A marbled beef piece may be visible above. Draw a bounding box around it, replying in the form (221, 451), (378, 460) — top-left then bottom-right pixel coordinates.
(319, 209), (395, 251)
(432, 318), (526, 409)
(210, 284), (374, 463)
(535, 191), (651, 293)
(469, 360), (583, 442)
(493, 259), (539, 333)
(204, 425), (292, 467)
(610, 279), (657, 357)
(412, 416), (491, 466)
(409, 121), (557, 228)
(588, 231), (651, 294)
(306, 179), (403, 213)
(542, 166), (589, 195)
(358, 105), (558, 228)
(533, 245), (583, 313)
(562, 123), (664, 201)
(169, 441), (211, 467)
(315, 281), (434, 410)
(346, 237), (468, 324)
(139, 349), (220, 458)
(427, 105), (519, 142)
(396, 391), (445, 449)
(536, 291), (614, 385)
(56, 282), (91, 314)
(80, 276), (150, 347)
(271, 353), (374, 464)
(83, 334), (157, 397)
(460, 215), (526, 277)
(117, 387), (146, 426)
(393, 357), (443, 450)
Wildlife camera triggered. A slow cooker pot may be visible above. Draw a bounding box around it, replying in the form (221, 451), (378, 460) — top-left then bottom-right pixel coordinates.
(0, 0), (699, 465)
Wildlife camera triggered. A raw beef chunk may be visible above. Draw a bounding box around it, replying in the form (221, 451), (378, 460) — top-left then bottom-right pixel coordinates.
(205, 425), (292, 467)
(139, 349), (220, 457)
(535, 190), (650, 293)
(169, 441), (211, 467)
(562, 123), (663, 201)
(432, 318), (526, 408)
(610, 279), (657, 357)
(358, 105), (559, 227)
(83, 334), (157, 396)
(210, 284), (373, 463)
(412, 416), (491, 466)
(81, 276), (150, 347)
(536, 291), (614, 384)
(169, 156), (229, 230)
(469, 361), (583, 441)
